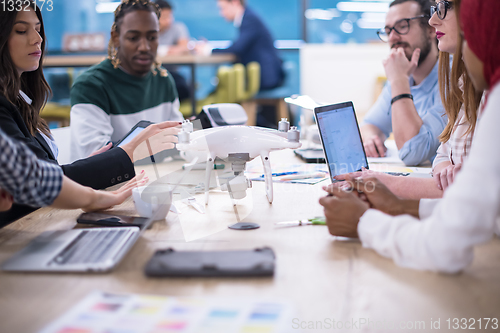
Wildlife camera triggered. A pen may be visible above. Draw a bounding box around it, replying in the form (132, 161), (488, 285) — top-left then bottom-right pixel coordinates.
(183, 163), (225, 170)
(260, 171), (298, 178)
(275, 217), (326, 226)
(277, 172), (326, 181)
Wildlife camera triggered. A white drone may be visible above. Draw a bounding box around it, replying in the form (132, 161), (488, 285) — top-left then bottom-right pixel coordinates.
(176, 105), (301, 204)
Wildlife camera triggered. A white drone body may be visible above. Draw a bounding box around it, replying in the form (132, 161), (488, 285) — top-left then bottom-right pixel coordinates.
(176, 119), (302, 204)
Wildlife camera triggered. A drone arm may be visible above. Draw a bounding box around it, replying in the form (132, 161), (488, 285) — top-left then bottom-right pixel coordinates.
(260, 151), (273, 203)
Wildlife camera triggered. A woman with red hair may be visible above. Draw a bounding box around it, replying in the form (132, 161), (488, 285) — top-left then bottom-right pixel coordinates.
(320, 0), (500, 273)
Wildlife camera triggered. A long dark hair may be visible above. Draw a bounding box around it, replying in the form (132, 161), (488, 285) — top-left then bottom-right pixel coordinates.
(438, 36), (482, 144)
(0, 1), (51, 136)
(437, 0), (482, 145)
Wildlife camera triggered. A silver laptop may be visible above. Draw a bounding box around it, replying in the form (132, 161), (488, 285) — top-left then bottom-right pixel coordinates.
(2, 225), (146, 272)
(2, 159), (197, 273)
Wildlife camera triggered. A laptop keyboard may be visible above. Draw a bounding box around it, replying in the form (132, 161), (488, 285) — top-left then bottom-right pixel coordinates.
(51, 229), (132, 266)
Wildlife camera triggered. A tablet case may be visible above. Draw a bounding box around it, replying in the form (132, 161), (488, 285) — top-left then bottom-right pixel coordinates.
(294, 149), (326, 163)
(76, 212), (150, 229)
(144, 247), (275, 277)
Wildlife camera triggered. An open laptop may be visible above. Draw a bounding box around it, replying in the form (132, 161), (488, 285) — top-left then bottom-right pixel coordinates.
(314, 101), (370, 182)
(2, 160), (196, 273)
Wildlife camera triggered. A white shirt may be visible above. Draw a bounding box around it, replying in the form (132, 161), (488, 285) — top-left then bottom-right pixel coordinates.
(357, 83), (500, 273)
(19, 90), (58, 158)
(233, 10), (244, 28)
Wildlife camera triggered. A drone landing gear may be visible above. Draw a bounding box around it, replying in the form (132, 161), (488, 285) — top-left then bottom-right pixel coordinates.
(261, 152), (273, 203)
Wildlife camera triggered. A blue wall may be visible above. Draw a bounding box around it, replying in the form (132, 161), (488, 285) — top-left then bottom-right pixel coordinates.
(42, 0), (383, 51)
(42, 0), (384, 103)
(42, 0), (303, 52)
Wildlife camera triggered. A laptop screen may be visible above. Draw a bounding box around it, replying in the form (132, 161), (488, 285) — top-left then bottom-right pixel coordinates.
(314, 101), (368, 180)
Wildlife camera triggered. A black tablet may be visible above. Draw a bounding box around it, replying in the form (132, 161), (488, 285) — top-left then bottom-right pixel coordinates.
(77, 212), (150, 229)
(114, 120), (153, 148)
(294, 149), (326, 163)
(145, 247), (275, 277)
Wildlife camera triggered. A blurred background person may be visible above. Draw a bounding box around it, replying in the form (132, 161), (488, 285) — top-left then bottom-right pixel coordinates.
(210, 0), (283, 91)
(156, 0), (190, 56)
(156, 0), (191, 102)
(197, 0), (284, 127)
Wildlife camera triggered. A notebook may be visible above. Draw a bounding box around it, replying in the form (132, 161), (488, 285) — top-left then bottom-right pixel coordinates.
(1, 159), (197, 273)
(314, 101), (370, 182)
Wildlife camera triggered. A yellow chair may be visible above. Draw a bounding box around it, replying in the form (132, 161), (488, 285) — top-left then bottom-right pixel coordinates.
(215, 65), (236, 103)
(243, 62), (261, 100)
(40, 68), (74, 127)
(179, 65), (237, 117)
(234, 63), (246, 102)
(239, 62), (261, 125)
(40, 103), (71, 127)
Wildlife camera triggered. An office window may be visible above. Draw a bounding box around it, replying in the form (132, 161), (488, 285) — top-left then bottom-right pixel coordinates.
(306, 0), (389, 44)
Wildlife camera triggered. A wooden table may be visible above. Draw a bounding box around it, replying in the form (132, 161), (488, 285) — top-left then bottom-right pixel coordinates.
(1, 150), (499, 332)
(42, 53), (236, 116)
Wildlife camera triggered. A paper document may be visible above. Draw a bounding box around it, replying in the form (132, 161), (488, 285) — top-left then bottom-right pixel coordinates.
(284, 95), (325, 110)
(39, 291), (295, 333)
(366, 140), (403, 164)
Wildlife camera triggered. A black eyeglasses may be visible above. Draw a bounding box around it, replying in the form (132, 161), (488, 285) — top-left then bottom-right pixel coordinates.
(430, 0), (453, 20)
(377, 15), (428, 42)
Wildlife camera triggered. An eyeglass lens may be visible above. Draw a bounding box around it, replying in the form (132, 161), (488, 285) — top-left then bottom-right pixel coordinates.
(378, 19), (410, 41)
(431, 1), (448, 19)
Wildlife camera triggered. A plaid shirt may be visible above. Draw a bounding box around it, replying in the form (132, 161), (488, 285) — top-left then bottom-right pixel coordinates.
(433, 108), (473, 169)
(0, 129), (63, 207)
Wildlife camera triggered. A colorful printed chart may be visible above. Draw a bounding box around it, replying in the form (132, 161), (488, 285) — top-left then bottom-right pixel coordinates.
(39, 291), (295, 333)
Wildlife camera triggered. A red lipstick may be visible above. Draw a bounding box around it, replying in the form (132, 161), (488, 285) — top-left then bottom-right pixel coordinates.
(436, 31), (445, 39)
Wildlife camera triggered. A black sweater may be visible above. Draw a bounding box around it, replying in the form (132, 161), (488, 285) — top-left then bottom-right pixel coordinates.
(0, 95), (135, 226)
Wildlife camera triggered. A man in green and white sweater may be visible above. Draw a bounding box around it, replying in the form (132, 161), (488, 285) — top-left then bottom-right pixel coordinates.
(70, 0), (183, 161)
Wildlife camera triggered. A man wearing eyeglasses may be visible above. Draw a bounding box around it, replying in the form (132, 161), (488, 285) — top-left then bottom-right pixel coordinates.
(360, 0), (446, 166)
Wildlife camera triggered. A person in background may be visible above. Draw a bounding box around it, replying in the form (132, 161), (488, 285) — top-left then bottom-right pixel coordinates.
(361, 0), (446, 166)
(198, 0), (284, 127)
(155, 0), (191, 102)
(201, 0), (284, 91)
(0, 128), (143, 215)
(334, 0), (482, 199)
(0, 2), (179, 224)
(211, 0), (283, 90)
(70, 0), (183, 161)
(319, 0), (500, 273)
(156, 0), (190, 55)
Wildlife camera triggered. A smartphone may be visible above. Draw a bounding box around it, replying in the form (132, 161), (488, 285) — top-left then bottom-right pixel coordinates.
(76, 212), (150, 229)
(114, 120), (154, 148)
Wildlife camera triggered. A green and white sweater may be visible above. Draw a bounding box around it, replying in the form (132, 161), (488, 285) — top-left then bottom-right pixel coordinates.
(70, 59), (183, 160)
